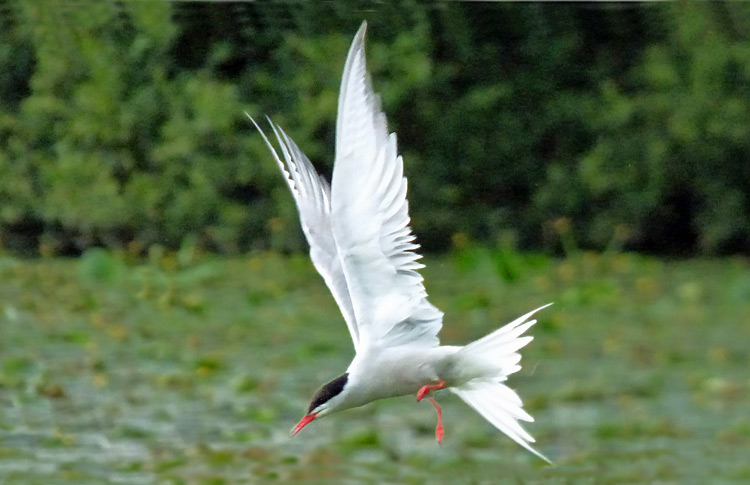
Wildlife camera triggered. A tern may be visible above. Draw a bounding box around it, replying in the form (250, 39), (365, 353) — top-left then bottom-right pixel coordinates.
(249, 22), (551, 462)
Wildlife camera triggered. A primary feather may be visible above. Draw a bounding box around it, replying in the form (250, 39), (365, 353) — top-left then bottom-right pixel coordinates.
(246, 115), (360, 350)
(330, 22), (443, 350)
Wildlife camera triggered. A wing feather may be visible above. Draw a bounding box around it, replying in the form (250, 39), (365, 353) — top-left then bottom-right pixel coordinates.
(247, 114), (361, 351)
(250, 21), (442, 353)
(330, 22), (443, 349)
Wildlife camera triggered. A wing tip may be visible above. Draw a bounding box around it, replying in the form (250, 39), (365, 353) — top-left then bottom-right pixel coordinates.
(356, 20), (367, 41)
(245, 111), (261, 130)
(347, 21), (367, 59)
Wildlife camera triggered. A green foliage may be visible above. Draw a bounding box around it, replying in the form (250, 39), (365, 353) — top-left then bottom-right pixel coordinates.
(78, 247), (124, 285)
(1, 252), (749, 481)
(0, 2), (748, 255)
(550, 3), (750, 254)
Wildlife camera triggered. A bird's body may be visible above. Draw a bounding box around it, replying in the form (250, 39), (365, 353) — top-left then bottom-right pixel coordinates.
(345, 344), (459, 406)
(249, 21), (551, 462)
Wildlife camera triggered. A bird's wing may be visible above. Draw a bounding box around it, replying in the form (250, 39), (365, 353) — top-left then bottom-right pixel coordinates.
(329, 22), (443, 351)
(247, 114), (361, 352)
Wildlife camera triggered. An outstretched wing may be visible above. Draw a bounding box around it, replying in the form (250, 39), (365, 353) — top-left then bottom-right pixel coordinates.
(247, 114), (361, 352)
(329, 22), (443, 350)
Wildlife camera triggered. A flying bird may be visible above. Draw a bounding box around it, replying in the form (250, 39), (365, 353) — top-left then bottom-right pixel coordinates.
(248, 21), (551, 462)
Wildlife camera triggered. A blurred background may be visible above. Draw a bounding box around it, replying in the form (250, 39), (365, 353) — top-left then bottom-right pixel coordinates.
(1, 1), (749, 483)
(2, 1), (749, 257)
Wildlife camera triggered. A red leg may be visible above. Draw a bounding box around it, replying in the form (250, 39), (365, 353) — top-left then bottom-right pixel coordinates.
(427, 397), (444, 443)
(416, 380), (446, 402)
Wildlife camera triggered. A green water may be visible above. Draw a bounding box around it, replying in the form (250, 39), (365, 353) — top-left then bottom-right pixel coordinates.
(1, 250), (748, 483)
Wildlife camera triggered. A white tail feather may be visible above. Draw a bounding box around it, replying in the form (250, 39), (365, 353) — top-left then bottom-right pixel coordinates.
(451, 303), (553, 463)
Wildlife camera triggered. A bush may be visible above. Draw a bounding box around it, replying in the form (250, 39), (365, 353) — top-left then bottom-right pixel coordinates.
(0, 2), (748, 256)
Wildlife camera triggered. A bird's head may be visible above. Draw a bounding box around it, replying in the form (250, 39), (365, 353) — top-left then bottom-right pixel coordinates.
(291, 372), (349, 436)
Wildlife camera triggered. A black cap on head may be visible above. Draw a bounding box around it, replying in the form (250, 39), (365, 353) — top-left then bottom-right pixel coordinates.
(308, 373), (349, 413)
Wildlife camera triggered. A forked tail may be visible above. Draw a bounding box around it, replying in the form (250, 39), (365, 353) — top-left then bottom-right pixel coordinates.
(450, 304), (552, 463)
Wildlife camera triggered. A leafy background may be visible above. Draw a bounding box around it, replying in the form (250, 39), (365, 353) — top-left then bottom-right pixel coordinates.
(1, 1), (749, 483)
(1, 1), (749, 257)
(2, 250), (749, 483)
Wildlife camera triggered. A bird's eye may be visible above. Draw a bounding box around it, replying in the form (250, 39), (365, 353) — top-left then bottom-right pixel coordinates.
(308, 373), (349, 413)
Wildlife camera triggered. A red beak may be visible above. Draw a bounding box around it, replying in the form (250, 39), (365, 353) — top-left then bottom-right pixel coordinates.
(291, 413), (317, 436)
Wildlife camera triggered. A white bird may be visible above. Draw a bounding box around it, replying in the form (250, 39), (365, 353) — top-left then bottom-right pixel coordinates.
(248, 21), (551, 463)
